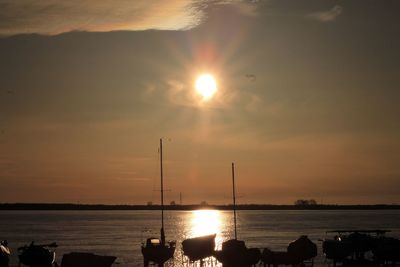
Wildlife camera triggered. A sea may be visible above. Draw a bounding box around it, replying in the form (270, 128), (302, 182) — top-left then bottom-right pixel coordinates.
(1, 210), (399, 267)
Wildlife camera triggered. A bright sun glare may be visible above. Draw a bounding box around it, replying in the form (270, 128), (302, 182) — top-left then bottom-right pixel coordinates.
(191, 210), (221, 238)
(195, 74), (217, 100)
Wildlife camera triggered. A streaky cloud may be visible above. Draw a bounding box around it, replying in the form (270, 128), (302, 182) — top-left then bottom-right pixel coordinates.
(0, 0), (256, 36)
(307, 5), (343, 22)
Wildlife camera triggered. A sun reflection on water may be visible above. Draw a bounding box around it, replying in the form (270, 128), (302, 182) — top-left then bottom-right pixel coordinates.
(190, 209), (225, 249)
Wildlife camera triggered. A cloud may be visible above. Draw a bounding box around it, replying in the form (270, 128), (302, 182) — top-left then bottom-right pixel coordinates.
(307, 5), (343, 22)
(0, 0), (256, 36)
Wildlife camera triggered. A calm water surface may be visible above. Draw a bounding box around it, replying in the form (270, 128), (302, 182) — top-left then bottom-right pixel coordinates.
(0, 210), (399, 267)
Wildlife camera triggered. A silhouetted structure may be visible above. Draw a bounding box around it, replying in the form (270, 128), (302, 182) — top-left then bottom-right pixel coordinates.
(142, 238), (175, 267)
(60, 252), (116, 267)
(214, 240), (260, 267)
(182, 234), (216, 265)
(261, 235), (317, 267)
(18, 242), (57, 267)
(287, 235), (317, 263)
(141, 139), (175, 267)
(0, 240), (10, 267)
(214, 163), (260, 267)
(323, 230), (400, 266)
(200, 201), (209, 206)
(373, 236), (400, 266)
(294, 199), (317, 206)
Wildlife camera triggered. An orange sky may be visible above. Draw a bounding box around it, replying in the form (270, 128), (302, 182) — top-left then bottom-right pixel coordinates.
(0, 0), (399, 204)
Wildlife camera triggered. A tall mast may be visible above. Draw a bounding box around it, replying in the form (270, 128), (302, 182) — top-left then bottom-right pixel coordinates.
(232, 162), (237, 240)
(160, 138), (165, 244)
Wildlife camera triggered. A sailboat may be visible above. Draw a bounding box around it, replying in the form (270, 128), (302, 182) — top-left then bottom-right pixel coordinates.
(0, 240), (10, 267)
(141, 138), (176, 267)
(214, 163), (260, 267)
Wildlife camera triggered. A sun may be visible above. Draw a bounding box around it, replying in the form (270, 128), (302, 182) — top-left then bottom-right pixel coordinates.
(195, 74), (217, 100)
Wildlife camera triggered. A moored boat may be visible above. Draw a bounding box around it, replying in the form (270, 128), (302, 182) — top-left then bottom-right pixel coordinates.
(261, 235), (317, 267)
(18, 242), (57, 267)
(323, 230), (394, 266)
(0, 240), (10, 267)
(372, 236), (400, 266)
(214, 163), (260, 267)
(182, 234), (216, 263)
(141, 138), (176, 267)
(60, 252), (116, 267)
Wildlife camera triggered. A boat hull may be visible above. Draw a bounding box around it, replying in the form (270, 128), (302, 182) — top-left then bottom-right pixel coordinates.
(182, 234), (216, 262)
(18, 247), (55, 267)
(60, 252), (116, 267)
(214, 239), (259, 267)
(0, 243), (10, 267)
(142, 240), (175, 266)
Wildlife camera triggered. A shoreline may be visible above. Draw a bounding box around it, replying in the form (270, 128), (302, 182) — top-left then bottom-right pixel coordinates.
(1, 203), (400, 210)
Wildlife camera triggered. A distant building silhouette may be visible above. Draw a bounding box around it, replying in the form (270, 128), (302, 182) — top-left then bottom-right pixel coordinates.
(200, 201), (209, 206)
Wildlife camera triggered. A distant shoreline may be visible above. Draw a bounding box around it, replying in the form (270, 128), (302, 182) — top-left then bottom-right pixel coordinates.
(1, 203), (399, 210)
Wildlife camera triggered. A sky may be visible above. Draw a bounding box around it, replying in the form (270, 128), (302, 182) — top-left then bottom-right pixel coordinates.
(0, 0), (399, 205)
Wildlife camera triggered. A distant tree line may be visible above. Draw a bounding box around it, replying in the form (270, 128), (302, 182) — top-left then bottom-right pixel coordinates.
(1, 203), (399, 210)
(294, 199), (318, 206)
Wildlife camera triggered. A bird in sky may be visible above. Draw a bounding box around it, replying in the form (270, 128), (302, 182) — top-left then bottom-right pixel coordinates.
(245, 74), (256, 82)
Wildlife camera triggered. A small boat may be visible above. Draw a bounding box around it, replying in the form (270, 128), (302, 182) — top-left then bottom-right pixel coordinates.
(261, 235), (317, 267)
(287, 235), (317, 264)
(323, 230), (389, 266)
(182, 234), (216, 263)
(373, 236), (400, 265)
(141, 138), (176, 267)
(18, 242), (57, 267)
(214, 163), (260, 267)
(0, 240), (11, 267)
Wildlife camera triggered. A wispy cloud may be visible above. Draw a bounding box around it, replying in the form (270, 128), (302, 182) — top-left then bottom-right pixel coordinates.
(0, 0), (256, 36)
(307, 5), (343, 23)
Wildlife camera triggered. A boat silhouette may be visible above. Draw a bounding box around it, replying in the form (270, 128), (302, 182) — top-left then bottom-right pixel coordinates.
(60, 252), (116, 267)
(141, 138), (176, 267)
(261, 235), (317, 267)
(182, 234), (216, 264)
(323, 230), (400, 266)
(0, 240), (10, 267)
(18, 242), (57, 267)
(214, 163), (260, 267)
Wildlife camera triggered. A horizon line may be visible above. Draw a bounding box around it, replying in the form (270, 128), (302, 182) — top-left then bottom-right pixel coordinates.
(1, 203), (399, 211)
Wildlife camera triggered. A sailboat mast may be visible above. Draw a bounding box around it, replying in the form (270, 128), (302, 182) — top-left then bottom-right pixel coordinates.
(232, 162), (237, 240)
(160, 138), (164, 231)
